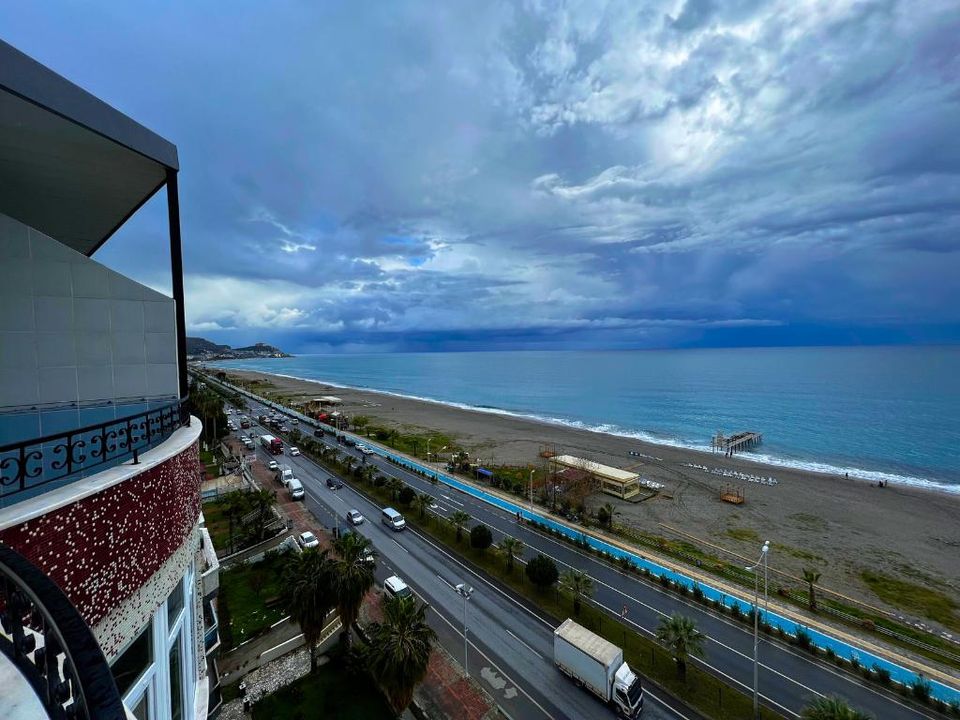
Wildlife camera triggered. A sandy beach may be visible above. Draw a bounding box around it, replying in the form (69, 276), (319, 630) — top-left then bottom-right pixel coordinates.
(222, 367), (960, 628)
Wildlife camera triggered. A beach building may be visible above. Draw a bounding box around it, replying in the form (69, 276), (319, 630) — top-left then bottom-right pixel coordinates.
(0, 40), (220, 720)
(551, 455), (641, 500)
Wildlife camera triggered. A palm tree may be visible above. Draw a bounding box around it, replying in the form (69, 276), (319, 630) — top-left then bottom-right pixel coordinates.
(560, 569), (595, 616)
(283, 549), (335, 672)
(801, 696), (872, 719)
(498, 537), (524, 574)
(332, 532), (376, 650)
(365, 597), (437, 714)
(248, 488), (277, 541)
(415, 493), (432, 520)
(597, 501), (618, 531)
(386, 477), (405, 501)
(656, 613), (706, 681)
(803, 568), (822, 611)
(450, 510), (471, 543)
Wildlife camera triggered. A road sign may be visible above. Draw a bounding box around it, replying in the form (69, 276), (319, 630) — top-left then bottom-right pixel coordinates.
(245, 454), (257, 465)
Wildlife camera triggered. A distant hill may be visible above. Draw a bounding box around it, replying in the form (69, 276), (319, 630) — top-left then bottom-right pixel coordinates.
(186, 337), (292, 360)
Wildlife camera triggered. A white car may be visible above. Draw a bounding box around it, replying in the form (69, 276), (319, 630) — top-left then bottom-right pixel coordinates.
(291, 418), (299, 425)
(280, 426), (290, 433)
(268, 460), (278, 471)
(289, 447), (301, 457)
(357, 444), (374, 456)
(347, 510), (364, 525)
(298, 531), (320, 549)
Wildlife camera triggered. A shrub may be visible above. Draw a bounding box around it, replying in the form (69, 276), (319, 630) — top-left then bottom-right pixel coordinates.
(911, 678), (932, 703)
(691, 583), (704, 602)
(374, 475), (386, 487)
(470, 524), (493, 552)
(793, 628), (812, 650)
(872, 664), (891, 686)
(658, 574), (671, 588)
(398, 486), (416, 506)
(824, 647), (836, 661)
(526, 554), (559, 591)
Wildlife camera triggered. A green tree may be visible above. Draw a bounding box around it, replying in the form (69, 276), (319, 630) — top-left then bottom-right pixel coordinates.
(655, 614), (706, 681)
(248, 488), (277, 542)
(525, 554), (559, 592)
(803, 568), (822, 611)
(398, 485), (416, 506)
(332, 532), (376, 650)
(415, 493), (432, 520)
(283, 549), (335, 672)
(801, 696), (873, 720)
(470, 524), (493, 552)
(498, 537), (524, 574)
(386, 477), (405, 502)
(450, 510), (471, 543)
(365, 597), (437, 714)
(596, 502), (618, 531)
(560, 569), (594, 616)
(222, 491), (250, 554)
(352, 415), (370, 433)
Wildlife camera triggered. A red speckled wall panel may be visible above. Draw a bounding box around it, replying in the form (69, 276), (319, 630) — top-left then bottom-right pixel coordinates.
(0, 442), (202, 627)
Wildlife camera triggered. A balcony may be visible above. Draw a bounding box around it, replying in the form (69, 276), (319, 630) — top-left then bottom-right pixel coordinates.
(0, 400), (191, 508)
(203, 599), (220, 655)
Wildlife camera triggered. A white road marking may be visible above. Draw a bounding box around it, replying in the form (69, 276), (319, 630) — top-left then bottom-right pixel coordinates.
(391, 538), (409, 553)
(505, 628), (543, 659)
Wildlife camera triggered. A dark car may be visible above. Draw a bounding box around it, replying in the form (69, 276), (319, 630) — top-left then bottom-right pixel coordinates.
(326, 477), (344, 490)
(314, 429), (325, 438)
(343, 437), (356, 447)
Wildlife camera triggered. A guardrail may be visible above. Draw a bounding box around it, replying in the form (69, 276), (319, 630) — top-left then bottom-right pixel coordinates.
(0, 399), (189, 506)
(200, 371), (960, 705)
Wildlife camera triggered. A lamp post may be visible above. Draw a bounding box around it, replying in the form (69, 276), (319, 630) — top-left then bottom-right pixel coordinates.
(455, 583), (474, 676)
(745, 541), (770, 720)
(529, 469), (535, 512)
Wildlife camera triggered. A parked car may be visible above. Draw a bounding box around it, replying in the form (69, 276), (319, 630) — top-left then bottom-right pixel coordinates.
(289, 447), (301, 457)
(384, 575), (412, 600)
(287, 478), (305, 500)
(298, 531), (320, 549)
(347, 510), (364, 525)
(326, 477), (344, 490)
(267, 460), (278, 471)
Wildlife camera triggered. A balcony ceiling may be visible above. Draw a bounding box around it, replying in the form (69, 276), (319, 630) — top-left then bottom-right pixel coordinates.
(0, 40), (178, 257)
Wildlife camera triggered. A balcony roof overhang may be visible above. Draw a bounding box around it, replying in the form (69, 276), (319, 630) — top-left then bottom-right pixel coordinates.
(0, 39), (178, 256)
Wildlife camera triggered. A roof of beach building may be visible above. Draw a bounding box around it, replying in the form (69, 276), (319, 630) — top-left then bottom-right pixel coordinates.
(552, 455), (639, 484)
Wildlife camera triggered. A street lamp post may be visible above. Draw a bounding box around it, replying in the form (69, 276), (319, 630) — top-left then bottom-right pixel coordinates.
(745, 541), (770, 720)
(529, 469), (535, 512)
(455, 583), (474, 676)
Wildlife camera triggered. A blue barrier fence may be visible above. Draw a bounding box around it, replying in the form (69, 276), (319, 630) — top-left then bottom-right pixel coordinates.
(209, 373), (960, 705)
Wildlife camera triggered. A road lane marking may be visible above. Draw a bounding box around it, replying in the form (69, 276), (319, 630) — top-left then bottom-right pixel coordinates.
(391, 538), (409, 553)
(505, 628), (543, 659)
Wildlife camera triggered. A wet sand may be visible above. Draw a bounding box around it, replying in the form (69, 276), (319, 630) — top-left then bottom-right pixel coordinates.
(222, 368), (960, 625)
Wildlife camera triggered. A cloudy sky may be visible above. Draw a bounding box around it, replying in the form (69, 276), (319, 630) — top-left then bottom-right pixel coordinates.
(4, 1), (959, 351)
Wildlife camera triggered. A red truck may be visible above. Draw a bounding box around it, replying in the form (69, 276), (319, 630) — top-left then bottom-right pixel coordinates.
(259, 434), (283, 454)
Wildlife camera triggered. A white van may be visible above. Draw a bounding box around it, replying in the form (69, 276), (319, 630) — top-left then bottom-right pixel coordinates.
(384, 575), (412, 600)
(381, 507), (406, 531)
(287, 478), (304, 500)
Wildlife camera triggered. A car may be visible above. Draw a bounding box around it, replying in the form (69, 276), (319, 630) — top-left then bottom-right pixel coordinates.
(267, 460), (278, 471)
(384, 575), (412, 600)
(358, 444), (374, 456)
(347, 510), (364, 525)
(291, 418), (299, 425)
(280, 426), (290, 433)
(298, 531), (320, 549)
(289, 447), (300, 457)
(326, 477), (344, 490)
(314, 429), (325, 438)
(343, 437), (356, 447)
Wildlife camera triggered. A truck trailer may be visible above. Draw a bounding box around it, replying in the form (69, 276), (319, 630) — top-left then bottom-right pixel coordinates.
(259, 434), (283, 454)
(554, 618), (643, 717)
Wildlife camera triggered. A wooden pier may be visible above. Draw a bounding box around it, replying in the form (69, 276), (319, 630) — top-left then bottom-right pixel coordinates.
(712, 431), (763, 457)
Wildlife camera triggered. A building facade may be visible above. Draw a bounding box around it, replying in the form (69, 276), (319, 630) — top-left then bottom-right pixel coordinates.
(0, 39), (219, 720)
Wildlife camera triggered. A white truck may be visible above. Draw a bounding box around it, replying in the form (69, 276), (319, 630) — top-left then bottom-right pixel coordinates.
(275, 463), (294, 487)
(554, 619), (643, 717)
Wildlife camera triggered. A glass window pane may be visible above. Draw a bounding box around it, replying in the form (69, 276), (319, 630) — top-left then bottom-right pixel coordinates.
(132, 690), (149, 720)
(169, 640), (183, 720)
(167, 577), (184, 627)
(111, 621), (152, 697)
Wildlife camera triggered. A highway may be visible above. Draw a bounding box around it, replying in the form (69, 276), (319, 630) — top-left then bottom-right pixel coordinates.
(236, 408), (687, 720)
(222, 382), (944, 720)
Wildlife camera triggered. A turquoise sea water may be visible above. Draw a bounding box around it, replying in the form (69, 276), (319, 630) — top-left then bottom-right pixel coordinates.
(212, 346), (960, 491)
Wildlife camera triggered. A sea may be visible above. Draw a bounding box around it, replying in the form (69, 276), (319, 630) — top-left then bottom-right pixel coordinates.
(211, 346), (960, 493)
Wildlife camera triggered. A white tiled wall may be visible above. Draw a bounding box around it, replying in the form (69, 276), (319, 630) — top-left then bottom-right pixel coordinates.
(0, 213), (179, 443)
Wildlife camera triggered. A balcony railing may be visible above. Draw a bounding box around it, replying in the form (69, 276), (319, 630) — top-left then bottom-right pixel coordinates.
(0, 400), (190, 506)
(0, 544), (126, 720)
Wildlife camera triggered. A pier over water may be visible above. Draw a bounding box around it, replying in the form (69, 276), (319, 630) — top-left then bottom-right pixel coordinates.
(712, 431), (763, 457)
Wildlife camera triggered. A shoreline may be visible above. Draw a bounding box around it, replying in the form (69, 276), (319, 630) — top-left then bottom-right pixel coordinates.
(210, 365), (960, 618)
(220, 365), (956, 495)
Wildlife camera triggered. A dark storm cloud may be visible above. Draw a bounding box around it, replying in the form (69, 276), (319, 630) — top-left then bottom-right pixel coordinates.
(2, 0), (958, 351)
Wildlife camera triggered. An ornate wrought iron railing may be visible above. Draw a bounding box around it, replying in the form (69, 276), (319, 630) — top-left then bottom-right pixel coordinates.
(0, 544), (127, 720)
(0, 400), (190, 504)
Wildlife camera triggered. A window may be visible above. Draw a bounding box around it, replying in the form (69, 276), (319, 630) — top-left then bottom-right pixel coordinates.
(167, 577), (184, 627)
(111, 621), (152, 697)
(131, 691), (149, 720)
(169, 640), (183, 720)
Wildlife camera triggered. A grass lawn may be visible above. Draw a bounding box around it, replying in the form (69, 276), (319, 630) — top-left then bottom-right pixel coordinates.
(252, 661), (393, 720)
(201, 500), (235, 551)
(861, 570), (960, 633)
(218, 551), (292, 649)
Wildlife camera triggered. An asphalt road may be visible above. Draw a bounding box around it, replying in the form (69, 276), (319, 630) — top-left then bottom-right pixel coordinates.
(220, 381), (943, 720)
(235, 409), (684, 720)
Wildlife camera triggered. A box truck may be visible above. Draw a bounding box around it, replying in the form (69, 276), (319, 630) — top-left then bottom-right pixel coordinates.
(259, 434), (283, 454)
(554, 619), (643, 717)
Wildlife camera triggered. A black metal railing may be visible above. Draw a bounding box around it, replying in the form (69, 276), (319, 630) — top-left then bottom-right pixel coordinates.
(0, 544), (127, 720)
(0, 400), (190, 505)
